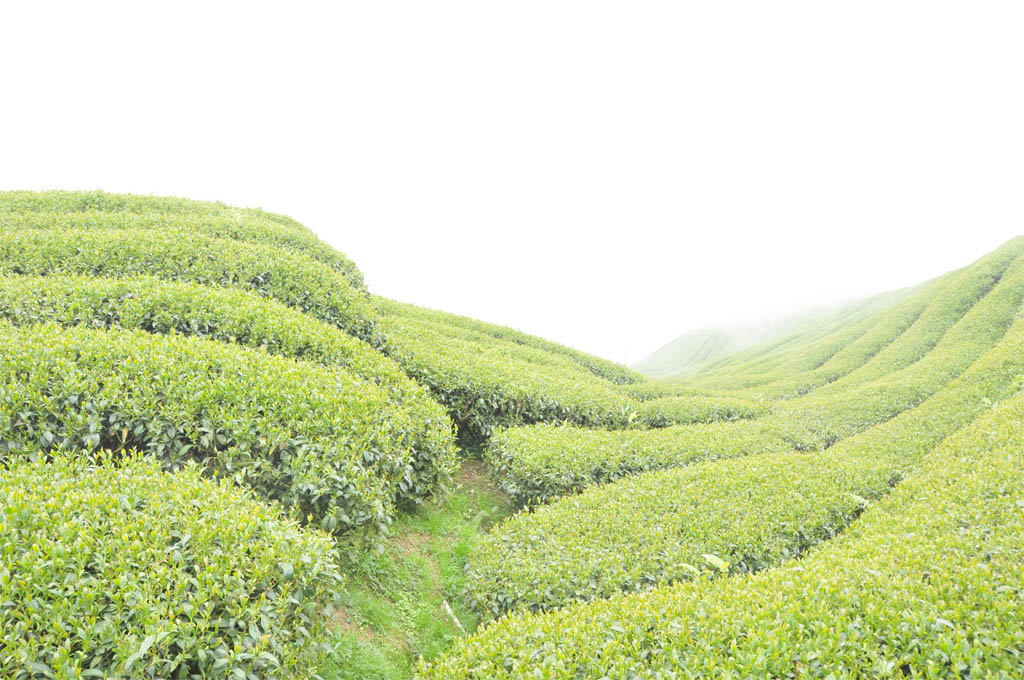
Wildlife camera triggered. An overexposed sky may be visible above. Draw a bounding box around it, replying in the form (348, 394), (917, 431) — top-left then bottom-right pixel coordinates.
(2, 2), (1022, 364)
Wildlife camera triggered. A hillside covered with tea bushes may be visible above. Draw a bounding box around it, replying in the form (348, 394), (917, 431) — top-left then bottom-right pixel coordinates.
(421, 237), (1024, 677)
(2, 191), (1022, 679)
(0, 191), (682, 678)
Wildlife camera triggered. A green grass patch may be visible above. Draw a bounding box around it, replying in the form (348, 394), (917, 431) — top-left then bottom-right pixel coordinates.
(321, 460), (511, 680)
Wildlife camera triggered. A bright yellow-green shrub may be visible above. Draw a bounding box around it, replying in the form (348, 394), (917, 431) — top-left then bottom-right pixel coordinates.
(0, 189), (366, 285)
(634, 394), (767, 427)
(0, 188), (306, 230)
(0, 324), (423, 542)
(378, 298), (638, 439)
(0, 228), (381, 344)
(465, 306), (1024, 618)
(0, 274), (457, 504)
(485, 420), (786, 504)
(385, 300), (644, 385)
(422, 384), (1024, 679)
(0, 454), (342, 680)
(618, 380), (715, 401)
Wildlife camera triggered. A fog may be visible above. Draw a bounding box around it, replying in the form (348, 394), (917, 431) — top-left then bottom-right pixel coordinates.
(3, 1), (1021, 363)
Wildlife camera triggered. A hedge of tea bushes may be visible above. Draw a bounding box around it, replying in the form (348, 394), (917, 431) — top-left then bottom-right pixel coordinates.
(485, 419), (786, 504)
(776, 249), (1024, 450)
(699, 237), (1020, 395)
(0, 454), (342, 680)
(685, 237), (1017, 392)
(680, 289), (912, 390)
(729, 236), (1015, 395)
(0, 323), (430, 542)
(746, 275), (942, 399)
(634, 394), (767, 427)
(802, 238), (1022, 400)
(0, 274), (457, 503)
(421, 387), (1024, 679)
(485, 251), (1024, 503)
(0, 228), (381, 344)
(0, 188), (307, 230)
(377, 298), (637, 440)
(465, 308), (1024, 618)
(617, 380), (721, 401)
(0, 209), (363, 289)
(379, 298), (644, 385)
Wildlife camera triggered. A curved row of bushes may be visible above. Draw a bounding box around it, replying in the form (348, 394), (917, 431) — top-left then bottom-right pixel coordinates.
(742, 275), (940, 399)
(486, 248), (1024, 501)
(804, 238), (1022, 400)
(379, 298), (644, 385)
(681, 289), (915, 389)
(0, 454), (342, 680)
(464, 307), (1024, 618)
(0, 188), (307, 230)
(378, 298), (639, 439)
(485, 420), (785, 504)
(0, 228), (382, 344)
(695, 238), (1020, 394)
(0, 209), (363, 288)
(0, 274), (457, 503)
(422, 382), (1024, 678)
(634, 394), (767, 428)
(0, 323), (443, 542)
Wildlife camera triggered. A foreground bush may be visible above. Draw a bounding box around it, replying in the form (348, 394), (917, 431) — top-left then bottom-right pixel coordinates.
(0, 324), (433, 542)
(0, 190), (364, 288)
(466, 307), (1024, 618)
(0, 228), (381, 344)
(422, 383), (1024, 678)
(0, 455), (342, 679)
(0, 274), (457, 504)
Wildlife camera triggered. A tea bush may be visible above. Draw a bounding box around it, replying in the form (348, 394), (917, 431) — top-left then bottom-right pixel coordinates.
(0, 274), (457, 503)
(0, 324), (436, 542)
(487, 247), (1024, 501)
(634, 394), (766, 427)
(0, 454), (342, 680)
(421, 381), (1024, 678)
(0, 189), (363, 288)
(0, 228), (381, 344)
(378, 298), (637, 439)
(466, 306), (1024, 617)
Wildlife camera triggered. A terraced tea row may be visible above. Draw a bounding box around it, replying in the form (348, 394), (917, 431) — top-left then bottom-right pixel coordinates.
(0, 274), (456, 501)
(422, 375), (1024, 678)
(0, 323), (456, 542)
(488, 243), (1024, 502)
(466, 304), (1024, 618)
(377, 298), (640, 439)
(0, 455), (342, 680)
(0, 229), (381, 343)
(380, 299), (643, 385)
(0, 201), (364, 286)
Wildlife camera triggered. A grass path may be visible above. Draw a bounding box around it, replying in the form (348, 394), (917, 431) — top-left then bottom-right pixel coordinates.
(322, 458), (511, 679)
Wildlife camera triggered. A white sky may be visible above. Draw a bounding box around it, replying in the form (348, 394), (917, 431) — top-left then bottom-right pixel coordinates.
(2, 2), (1022, 364)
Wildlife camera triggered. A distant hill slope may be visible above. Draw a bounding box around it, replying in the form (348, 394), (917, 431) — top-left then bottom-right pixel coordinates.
(632, 289), (914, 379)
